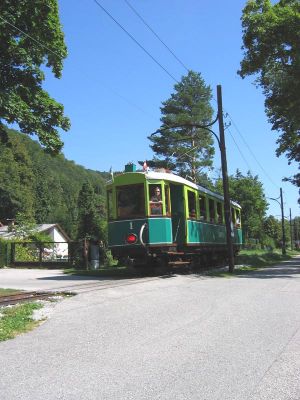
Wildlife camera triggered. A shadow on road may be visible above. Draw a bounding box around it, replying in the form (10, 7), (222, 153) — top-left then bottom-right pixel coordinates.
(37, 272), (176, 282)
(202, 257), (300, 280)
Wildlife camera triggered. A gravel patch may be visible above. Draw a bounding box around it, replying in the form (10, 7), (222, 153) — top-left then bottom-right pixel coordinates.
(32, 296), (64, 322)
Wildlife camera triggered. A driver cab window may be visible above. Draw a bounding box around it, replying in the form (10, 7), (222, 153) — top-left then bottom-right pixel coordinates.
(117, 184), (145, 218)
(149, 184), (163, 215)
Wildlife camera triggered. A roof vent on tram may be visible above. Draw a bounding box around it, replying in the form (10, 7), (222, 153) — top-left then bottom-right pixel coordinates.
(124, 163), (136, 172)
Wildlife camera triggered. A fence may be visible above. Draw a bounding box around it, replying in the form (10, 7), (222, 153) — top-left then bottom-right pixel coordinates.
(0, 240), (105, 269)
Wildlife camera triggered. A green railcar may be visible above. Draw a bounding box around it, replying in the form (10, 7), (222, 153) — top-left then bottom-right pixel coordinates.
(106, 164), (242, 272)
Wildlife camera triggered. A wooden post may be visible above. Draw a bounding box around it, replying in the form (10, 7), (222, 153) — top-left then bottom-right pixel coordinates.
(217, 85), (235, 273)
(280, 188), (286, 255)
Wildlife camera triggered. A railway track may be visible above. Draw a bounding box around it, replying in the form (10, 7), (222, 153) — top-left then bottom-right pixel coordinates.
(37, 275), (169, 295)
(0, 262), (226, 307)
(0, 291), (62, 307)
(0, 275), (169, 306)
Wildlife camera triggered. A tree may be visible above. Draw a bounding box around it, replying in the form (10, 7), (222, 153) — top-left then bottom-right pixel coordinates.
(239, 0), (300, 190)
(0, 128), (107, 239)
(292, 216), (300, 248)
(263, 215), (281, 246)
(216, 170), (268, 241)
(0, 0), (70, 153)
(77, 182), (104, 241)
(0, 133), (35, 220)
(149, 71), (214, 183)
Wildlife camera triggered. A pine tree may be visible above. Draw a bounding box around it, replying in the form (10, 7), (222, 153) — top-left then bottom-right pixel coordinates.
(77, 182), (102, 240)
(149, 71), (214, 183)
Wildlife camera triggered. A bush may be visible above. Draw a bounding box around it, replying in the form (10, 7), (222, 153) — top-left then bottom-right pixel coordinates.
(243, 238), (261, 250)
(0, 239), (11, 268)
(260, 235), (276, 251)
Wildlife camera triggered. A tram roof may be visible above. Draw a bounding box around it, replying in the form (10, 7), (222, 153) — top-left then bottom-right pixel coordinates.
(145, 171), (240, 208)
(108, 170), (241, 209)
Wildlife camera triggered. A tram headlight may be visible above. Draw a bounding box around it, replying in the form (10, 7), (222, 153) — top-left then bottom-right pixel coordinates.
(126, 233), (137, 244)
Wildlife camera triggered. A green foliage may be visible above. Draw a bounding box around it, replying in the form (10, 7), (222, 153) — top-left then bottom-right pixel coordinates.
(239, 0), (300, 190)
(0, 239), (9, 267)
(0, 134), (35, 220)
(77, 182), (106, 241)
(14, 243), (39, 262)
(292, 216), (300, 245)
(262, 215), (282, 248)
(0, 129), (107, 239)
(216, 170), (268, 240)
(149, 71), (215, 183)
(0, 0), (70, 153)
(0, 302), (42, 341)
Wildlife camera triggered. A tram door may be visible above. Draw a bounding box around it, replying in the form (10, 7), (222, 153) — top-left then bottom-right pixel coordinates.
(170, 184), (185, 244)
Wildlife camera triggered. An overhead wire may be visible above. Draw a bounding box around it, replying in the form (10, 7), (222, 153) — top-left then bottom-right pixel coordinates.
(92, 0), (283, 192)
(226, 127), (252, 171)
(93, 0), (179, 83)
(108, 2), (281, 189)
(210, 95), (281, 190)
(6, 0), (282, 196)
(225, 111), (280, 189)
(123, 0), (189, 72)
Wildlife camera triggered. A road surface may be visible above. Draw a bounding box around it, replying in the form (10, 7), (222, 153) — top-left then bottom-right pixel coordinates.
(0, 257), (300, 399)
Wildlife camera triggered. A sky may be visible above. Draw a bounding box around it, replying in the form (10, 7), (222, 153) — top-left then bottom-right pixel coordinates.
(42, 0), (299, 218)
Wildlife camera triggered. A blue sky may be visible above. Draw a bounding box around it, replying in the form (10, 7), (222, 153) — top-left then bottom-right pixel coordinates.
(43, 0), (299, 218)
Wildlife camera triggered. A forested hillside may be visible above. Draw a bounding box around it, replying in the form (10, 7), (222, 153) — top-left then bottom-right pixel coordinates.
(0, 129), (108, 239)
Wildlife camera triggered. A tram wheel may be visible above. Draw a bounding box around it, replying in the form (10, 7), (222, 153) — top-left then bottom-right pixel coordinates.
(154, 257), (169, 275)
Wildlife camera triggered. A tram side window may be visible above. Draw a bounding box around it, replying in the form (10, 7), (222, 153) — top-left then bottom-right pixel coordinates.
(117, 184), (145, 218)
(236, 209), (241, 227)
(149, 184), (163, 215)
(107, 190), (114, 220)
(188, 191), (197, 219)
(231, 207), (236, 225)
(199, 196), (207, 221)
(208, 199), (215, 223)
(216, 202), (223, 224)
(164, 185), (170, 216)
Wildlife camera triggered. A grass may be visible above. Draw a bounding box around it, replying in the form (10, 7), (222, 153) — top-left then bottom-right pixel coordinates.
(64, 249), (300, 278)
(0, 302), (43, 341)
(0, 288), (23, 297)
(237, 249), (298, 267)
(208, 249), (299, 277)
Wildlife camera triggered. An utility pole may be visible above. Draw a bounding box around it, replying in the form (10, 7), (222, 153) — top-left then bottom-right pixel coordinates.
(150, 85), (236, 273)
(280, 188), (286, 255)
(217, 85), (235, 273)
(269, 189), (286, 256)
(289, 208), (293, 251)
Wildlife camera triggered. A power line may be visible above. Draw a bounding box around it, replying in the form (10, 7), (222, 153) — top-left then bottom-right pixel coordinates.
(227, 127), (252, 171)
(211, 95), (282, 190)
(93, 0), (179, 83)
(0, 15), (63, 59)
(226, 112), (280, 189)
(123, 0), (189, 72)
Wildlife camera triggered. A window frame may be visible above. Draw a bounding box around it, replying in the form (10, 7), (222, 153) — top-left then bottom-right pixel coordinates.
(116, 184), (145, 219)
(187, 189), (197, 220)
(199, 194), (208, 221)
(208, 198), (216, 223)
(149, 183), (164, 216)
(216, 202), (224, 224)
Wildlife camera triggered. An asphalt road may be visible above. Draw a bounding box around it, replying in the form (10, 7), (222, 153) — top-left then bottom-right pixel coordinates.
(1, 257), (300, 400)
